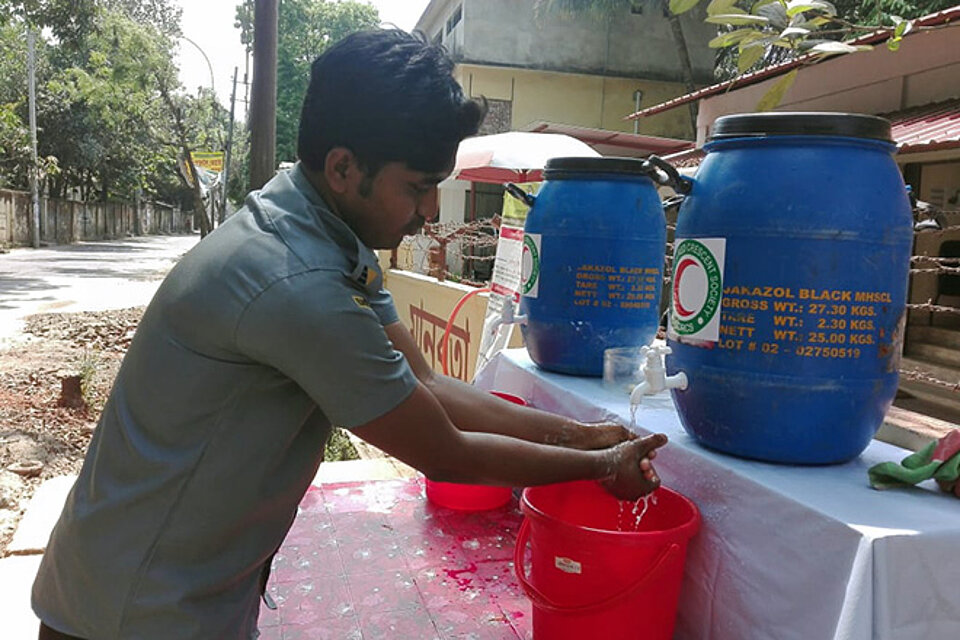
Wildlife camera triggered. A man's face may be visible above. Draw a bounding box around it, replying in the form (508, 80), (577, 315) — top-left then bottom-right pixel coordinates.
(340, 160), (451, 250)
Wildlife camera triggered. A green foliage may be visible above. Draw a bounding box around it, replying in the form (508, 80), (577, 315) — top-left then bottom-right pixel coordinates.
(671, 0), (704, 13)
(324, 427), (360, 462)
(0, 102), (30, 190)
(672, 0), (955, 108)
(0, 20), (30, 189)
(0, 0), (231, 211)
(77, 349), (102, 410)
(755, 67), (798, 110)
(236, 0), (381, 164)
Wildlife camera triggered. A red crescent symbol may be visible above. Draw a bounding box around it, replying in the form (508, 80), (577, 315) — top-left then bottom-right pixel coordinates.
(673, 257), (699, 317)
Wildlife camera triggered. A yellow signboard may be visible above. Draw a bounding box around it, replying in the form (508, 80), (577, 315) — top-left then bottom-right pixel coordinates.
(190, 151), (224, 173)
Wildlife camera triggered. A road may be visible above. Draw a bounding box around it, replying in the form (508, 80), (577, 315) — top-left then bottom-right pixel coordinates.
(0, 234), (200, 343)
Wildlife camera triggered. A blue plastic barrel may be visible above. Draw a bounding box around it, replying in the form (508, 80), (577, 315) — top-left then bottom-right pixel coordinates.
(666, 113), (913, 464)
(518, 157), (671, 376)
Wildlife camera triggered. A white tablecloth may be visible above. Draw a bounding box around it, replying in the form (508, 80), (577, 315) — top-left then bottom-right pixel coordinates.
(474, 349), (960, 640)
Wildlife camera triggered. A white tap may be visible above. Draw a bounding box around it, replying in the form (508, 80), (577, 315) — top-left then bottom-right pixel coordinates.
(629, 344), (687, 407)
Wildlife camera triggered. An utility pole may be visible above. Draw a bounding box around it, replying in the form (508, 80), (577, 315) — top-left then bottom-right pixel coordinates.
(249, 0), (278, 190)
(27, 30), (40, 248)
(220, 67), (238, 223)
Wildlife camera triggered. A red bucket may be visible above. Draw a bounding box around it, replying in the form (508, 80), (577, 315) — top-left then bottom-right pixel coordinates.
(424, 391), (525, 511)
(515, 480), (700, 640)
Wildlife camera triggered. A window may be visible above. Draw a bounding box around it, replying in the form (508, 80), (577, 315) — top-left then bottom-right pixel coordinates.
(446, 5), (462, 35)
(432, 30), (442, 45)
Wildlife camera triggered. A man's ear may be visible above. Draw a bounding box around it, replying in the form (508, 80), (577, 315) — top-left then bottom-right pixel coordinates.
(323, 147), (360, 194)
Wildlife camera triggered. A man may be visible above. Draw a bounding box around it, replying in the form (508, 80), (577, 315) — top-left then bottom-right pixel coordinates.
(33, 29), (665, 639)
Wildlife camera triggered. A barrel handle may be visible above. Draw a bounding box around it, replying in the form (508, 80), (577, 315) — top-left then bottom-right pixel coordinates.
(513, 517), (682, 615)
(505, 183), (536, 208)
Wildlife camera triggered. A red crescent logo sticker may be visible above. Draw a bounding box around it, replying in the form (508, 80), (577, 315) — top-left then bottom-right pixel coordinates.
(673, 257), (699, 317)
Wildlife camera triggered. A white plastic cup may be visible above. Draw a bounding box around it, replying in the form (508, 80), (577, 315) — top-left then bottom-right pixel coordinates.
(602, 346), (644, 393)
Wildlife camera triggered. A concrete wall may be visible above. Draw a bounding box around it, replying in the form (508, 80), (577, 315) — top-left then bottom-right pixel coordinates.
(919, 161), (960, 209)
(382, 267), (524, 383)
(0, 189), (191, 248)
(420, 0), (715, 83)
(694, 23), (960, 145)
(457, 63), (696, 138)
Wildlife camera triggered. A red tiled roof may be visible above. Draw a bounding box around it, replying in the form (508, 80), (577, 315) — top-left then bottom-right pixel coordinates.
(627, 5), (960, 120)
(662, 147), (705, 169)
(888, 98), (960, 154)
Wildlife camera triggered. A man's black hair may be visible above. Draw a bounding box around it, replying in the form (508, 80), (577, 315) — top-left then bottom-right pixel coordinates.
(298, 29), (486, 176)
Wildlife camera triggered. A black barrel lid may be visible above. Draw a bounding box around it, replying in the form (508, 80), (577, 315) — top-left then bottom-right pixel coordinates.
(708, 112), (893, 143)
(544, 156), (652, 179)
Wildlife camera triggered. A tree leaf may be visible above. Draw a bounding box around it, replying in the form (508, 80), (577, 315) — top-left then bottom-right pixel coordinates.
(756, 2), (789, 28)
(894, 19), (913, 38)
(709, 28), (762, 48)
(707, 0), (741, 15)
(750, 0), (779, 12)
(738, 43), (765, 72)
(755, 69), (798, 111)
(809, 40), (863, 54)
(785, 1), (836, 18)
(705, 13), (771, 26)
(740, 34), (777, 50)
(669, 0), (703, 15)
(779, 26), (810, 38)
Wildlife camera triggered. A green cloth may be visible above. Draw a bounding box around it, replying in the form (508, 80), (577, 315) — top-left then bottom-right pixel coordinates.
(869, 430), (960, 497)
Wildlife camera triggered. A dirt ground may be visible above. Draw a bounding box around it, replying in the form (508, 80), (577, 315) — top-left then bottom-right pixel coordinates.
(0, 307), (141, 556)
(0, 306), (360, 557)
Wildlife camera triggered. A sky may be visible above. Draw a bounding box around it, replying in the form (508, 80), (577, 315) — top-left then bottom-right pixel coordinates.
(174, 0), (432, 111)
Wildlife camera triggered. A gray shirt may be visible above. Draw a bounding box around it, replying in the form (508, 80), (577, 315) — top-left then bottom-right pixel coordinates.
(32, 164), (418, 639)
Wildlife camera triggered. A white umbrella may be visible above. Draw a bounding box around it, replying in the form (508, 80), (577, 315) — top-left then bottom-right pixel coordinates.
(452, 131), (600, 184)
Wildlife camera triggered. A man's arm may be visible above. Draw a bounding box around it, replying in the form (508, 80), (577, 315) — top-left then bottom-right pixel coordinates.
(384, 322), (635, 450)
(351, 380), (664, 498)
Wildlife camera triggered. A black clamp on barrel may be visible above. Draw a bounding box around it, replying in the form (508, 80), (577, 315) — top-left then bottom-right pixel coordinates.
(505, 183), (537, 208)
(642, 155), (692, 211)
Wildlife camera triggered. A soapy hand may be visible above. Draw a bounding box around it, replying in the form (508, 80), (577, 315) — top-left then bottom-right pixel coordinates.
(601, 433), (668, 500)
(571, 420), (636, 450)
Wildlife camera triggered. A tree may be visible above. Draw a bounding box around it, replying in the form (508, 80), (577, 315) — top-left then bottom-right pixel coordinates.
(236, 0), (380, 165)
(0, 0), (232, 227)
(677, 0), (958, 81)
(0, 20), (34, 190)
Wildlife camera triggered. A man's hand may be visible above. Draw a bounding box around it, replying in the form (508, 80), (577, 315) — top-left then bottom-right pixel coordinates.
(570, 421), (637, 450)
(600, 433), (668, 501)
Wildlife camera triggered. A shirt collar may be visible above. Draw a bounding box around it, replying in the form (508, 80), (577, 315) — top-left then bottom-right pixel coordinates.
(288, 162), (384, 293)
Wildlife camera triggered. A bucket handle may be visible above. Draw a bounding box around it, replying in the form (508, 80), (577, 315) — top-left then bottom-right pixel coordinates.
(513, 518), (682, 615)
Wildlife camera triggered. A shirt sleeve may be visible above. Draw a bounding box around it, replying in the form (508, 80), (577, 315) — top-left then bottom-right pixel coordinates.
(368, 285), (400, 326)
(234, 269), (418, 428)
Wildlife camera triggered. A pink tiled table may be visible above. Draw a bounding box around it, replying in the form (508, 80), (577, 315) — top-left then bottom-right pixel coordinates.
(258, 477), (532, 639)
